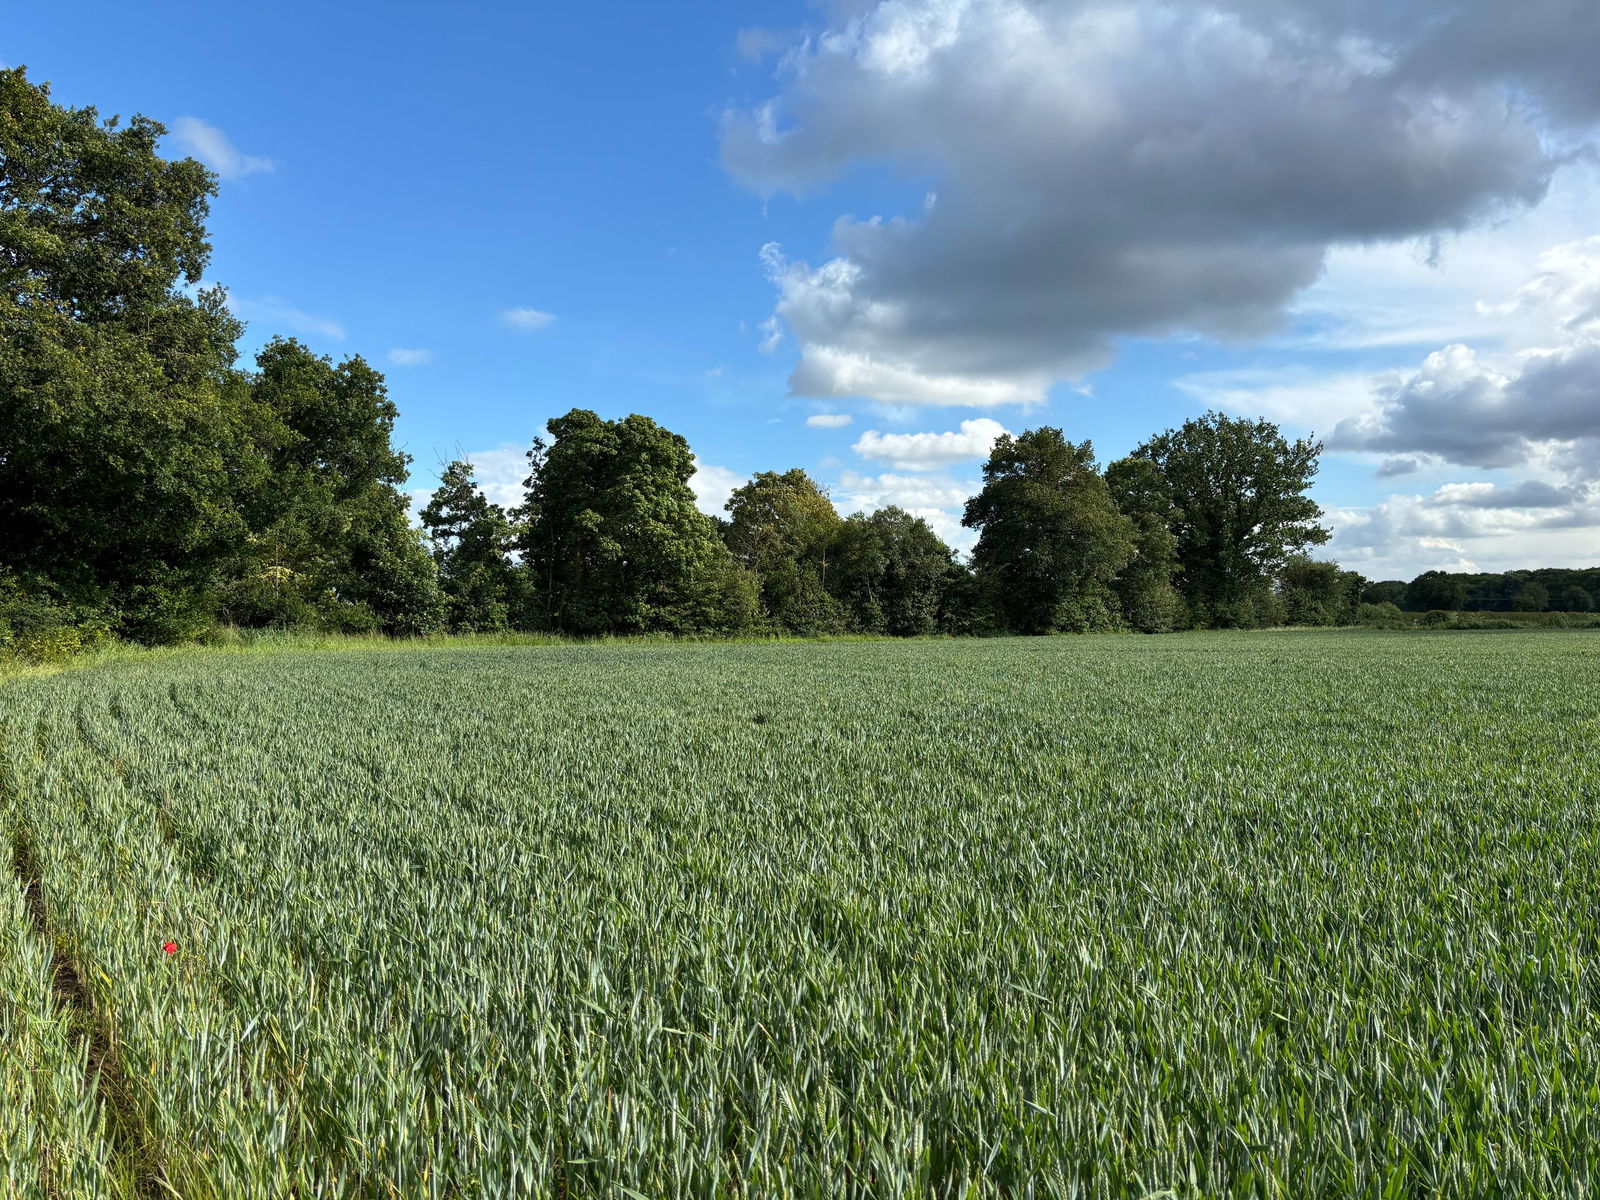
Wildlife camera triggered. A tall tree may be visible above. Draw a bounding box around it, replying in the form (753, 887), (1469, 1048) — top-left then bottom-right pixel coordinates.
(723, 469), (845, 634)
(518, 409), (756, 635)
(1133, 412), (1329, 628)
(420, 460), (521, 633)
(0, 67), (260, 641)
(226, 338), (443, 635)
(963, 429), (1135, 634)
(1105, 456), (1185, 633)
(829, 507), (953, 636)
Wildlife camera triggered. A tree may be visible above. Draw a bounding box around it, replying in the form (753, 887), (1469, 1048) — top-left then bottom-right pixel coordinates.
(964, 429), (1135, 634)
(420, 461), (521, 633)
(1133, 412), (1328, 628)
(226, 338), (444, 635)
(1510, 580), (1549, 613)
(723, 469), (846, 634)
(1362, 580), (1408, 606)
(830, 507), (953, 636)
(1559, 584), (1594, 613)
(1404, 570), (1468, 613)
(0, 68), (260, 641)
(518, 409), (755, 635)
(1105, 457), (1185, 633)
(1278, 556), (1365, 626)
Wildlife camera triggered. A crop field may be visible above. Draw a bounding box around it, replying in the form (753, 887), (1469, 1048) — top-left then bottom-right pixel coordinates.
(2, 630), (1599, 1198)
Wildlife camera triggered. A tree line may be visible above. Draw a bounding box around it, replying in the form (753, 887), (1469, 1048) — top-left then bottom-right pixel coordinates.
(1365, 569), (1599, 615)
(408, 406), (1342, 640)
(2, 68), (1591, 654)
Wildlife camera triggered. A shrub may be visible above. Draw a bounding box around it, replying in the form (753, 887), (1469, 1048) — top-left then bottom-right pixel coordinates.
(0, 578), (114, 664)
(1354, 602), (1405, 628)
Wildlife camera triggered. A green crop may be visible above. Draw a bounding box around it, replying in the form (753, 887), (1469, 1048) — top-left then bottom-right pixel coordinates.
(2, 630), (1598, 1197)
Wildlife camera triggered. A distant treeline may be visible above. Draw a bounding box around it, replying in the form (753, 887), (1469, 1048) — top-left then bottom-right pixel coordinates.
(1364, 570), (1599, 615)
(2, 68), (1593, 659)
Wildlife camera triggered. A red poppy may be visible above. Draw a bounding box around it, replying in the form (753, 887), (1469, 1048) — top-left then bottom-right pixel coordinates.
(162, 941), (178, 955)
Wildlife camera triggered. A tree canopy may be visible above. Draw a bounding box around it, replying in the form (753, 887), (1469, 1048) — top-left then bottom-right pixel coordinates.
(1133, 413), (1329, 628)
(0, 67), (258, 640)
(518, 409), (753, 636)
(724, 469), (845, 635)
(964, 429), (1135, 634)
(420, 461), (522, 633)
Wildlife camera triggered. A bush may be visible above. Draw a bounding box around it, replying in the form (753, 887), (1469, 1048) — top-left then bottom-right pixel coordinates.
(0, 578), (114, 664)
(5, 622), (110, 664)
(1354, 602), (1405, 628)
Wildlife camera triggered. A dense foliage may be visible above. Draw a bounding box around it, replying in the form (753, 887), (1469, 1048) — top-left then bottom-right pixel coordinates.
(1131, 413), (1329, 628)
(1365, 567), (1600, 614)
(6, 631), (1600, 1196)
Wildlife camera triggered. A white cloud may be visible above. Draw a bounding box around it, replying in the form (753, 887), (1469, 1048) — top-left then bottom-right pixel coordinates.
(1174, 368), (1390, 431)
(1327, 487), (1600, 579)
(725, 1), (1581, 407)
(806, 413), (853, 428)
(1331, 237), (1600, 479)
(757, 314), (783, 354)
(387, 348), (433, 366)
(852, 417), (1008, 470)
(499, 307), (557, 331)
(171, 117), (274, 180)
(1428, 480), (1574, 509)
(1283, 168), (1600, 353)
(690, 457), (747, 517)
(461, 443), (535, 511)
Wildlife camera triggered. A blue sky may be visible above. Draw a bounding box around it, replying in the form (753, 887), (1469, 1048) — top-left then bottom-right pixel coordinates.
(8, 0), (1600, 578)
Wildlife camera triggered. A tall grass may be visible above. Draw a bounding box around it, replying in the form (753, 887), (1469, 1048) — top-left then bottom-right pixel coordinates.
(2, 630), (1598, 1196)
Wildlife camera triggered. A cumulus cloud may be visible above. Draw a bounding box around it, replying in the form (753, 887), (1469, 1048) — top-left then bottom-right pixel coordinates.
(1291, 165), (1600, 355)
(852, 417), (1008, 469)
(806, 413), (854, 427)
(724, 0), (1585, 406)
(1327, 485), (1600, 579)
(1175, 368), (1382, 429)
(461, 443), (534, 511)
(689, 457), (747, 517)
(1332, 237), (1600, 479)
(499, 307), (557, 331)
(757, 314), (783, 354)
(171, 117), (273, 179)
(387, 348), (433, 366)
(1227, 0), (1600, 126)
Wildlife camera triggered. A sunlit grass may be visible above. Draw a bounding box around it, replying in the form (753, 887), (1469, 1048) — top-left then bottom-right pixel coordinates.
(3, 630), (1598, 1196)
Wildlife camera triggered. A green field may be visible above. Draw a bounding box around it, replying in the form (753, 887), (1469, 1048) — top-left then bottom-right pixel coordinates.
(3, 630), (1599, 1197)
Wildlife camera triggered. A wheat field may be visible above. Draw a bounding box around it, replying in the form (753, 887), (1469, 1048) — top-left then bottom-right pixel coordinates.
(3, 630), (1597, 1197)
